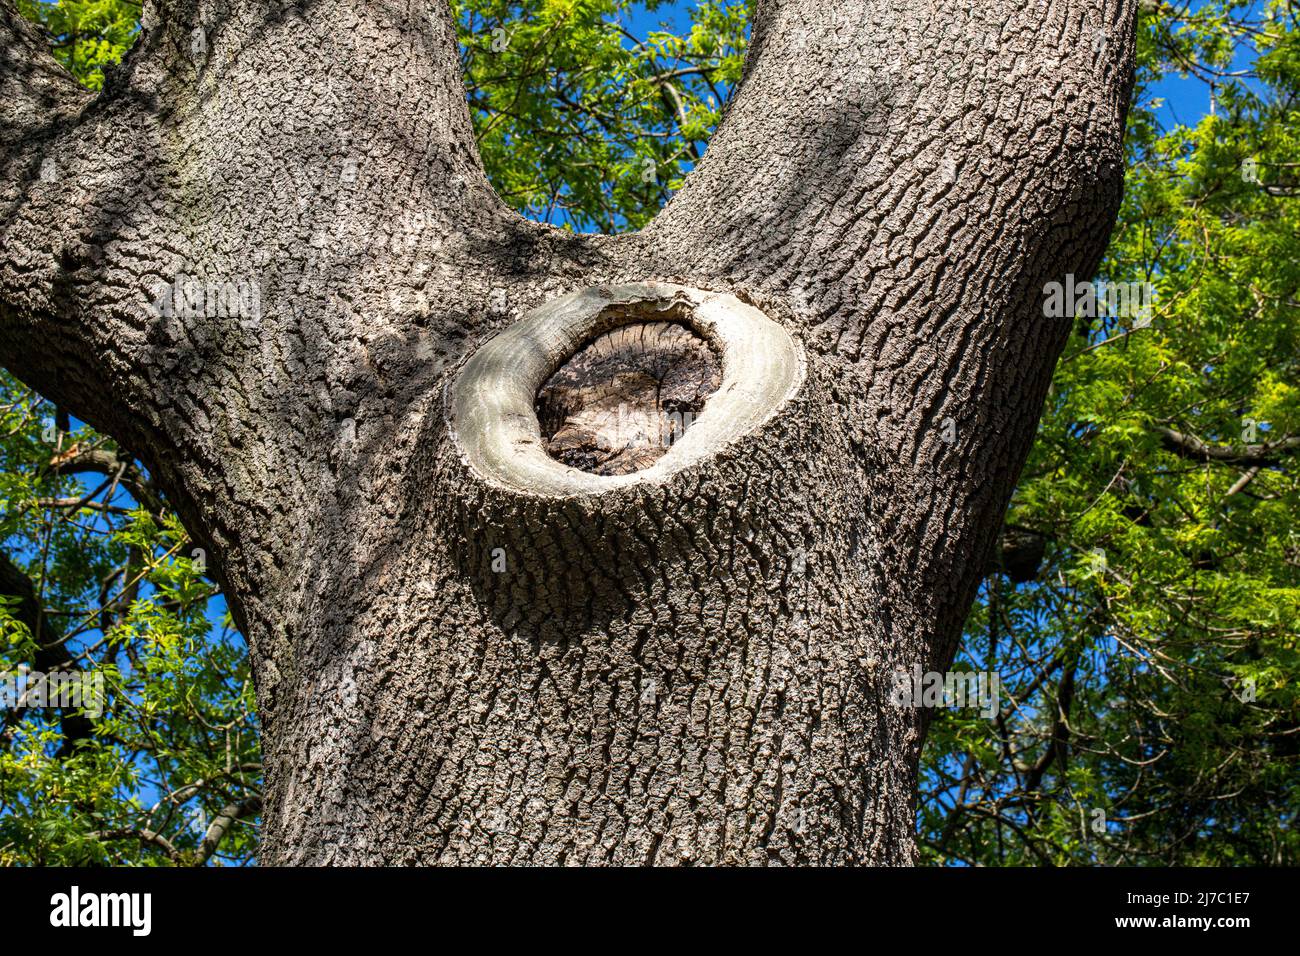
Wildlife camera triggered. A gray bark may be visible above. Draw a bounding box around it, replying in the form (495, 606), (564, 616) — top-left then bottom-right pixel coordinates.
(0, 0), (1137, 864)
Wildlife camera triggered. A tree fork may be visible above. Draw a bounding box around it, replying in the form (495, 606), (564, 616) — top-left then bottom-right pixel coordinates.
(0, 1), (1138, 863)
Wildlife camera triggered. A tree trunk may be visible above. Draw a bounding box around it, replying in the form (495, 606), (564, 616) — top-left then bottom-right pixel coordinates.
(0, 0), (1137, 864)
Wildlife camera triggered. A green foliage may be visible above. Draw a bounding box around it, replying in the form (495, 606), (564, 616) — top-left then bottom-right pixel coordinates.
(0, 371), (258, 865)
(5, 0), (1296, 866)
(456, 0), (746, 230)
(15, 0), (138, 91)
(919, 1), (1300, 865)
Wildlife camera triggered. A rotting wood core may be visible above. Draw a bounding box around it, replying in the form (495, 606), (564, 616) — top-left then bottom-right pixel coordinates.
(535, 318), (721, 476)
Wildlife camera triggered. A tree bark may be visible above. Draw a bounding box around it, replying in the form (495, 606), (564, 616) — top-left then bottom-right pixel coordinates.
(0, 0), (1137, 864)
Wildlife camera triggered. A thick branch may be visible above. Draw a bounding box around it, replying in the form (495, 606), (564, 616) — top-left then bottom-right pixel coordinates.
(641, 0), (1139, 668)
(1156, 426), (1300, 466)
(0, 1), (89, 151)
(0, 0), (561, 644)
(196, 794), (262, 865)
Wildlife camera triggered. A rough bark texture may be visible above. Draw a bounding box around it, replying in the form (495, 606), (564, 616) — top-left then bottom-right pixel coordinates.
(0, 0), (1137, 864)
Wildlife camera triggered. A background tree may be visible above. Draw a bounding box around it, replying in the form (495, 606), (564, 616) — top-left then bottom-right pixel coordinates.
(921, 0), (1299, 866)
(1, 0), (1293, 866)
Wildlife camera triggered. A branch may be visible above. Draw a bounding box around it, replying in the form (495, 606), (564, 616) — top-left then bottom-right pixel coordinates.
(640, 0), (1139, 655)
(47, 444), (163, 513)
(1022, 664), (1077, 794)
(1224, 464), (1262, 498)
(0, 0), (540, 642)
(0, 0), (150, 449)
(0, 1), (89, 152)
(1156, 426), (1300, 465)
(196, 794), (261, 865)
(91, 826), (183, 863)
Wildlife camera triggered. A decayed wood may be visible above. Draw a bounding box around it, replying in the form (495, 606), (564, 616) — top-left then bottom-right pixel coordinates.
(449, 282), (805, 500)
(537, 320), (720, 476)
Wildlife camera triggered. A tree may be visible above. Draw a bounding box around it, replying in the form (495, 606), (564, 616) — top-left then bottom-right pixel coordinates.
(0, 0), (760, 869)
(5, 0), (1293, 869)
(0, 0), (1140, 864)
(1, 0), (747, 868)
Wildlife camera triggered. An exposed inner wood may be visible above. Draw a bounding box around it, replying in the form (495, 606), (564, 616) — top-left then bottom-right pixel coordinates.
(536, 320), (721, 476)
